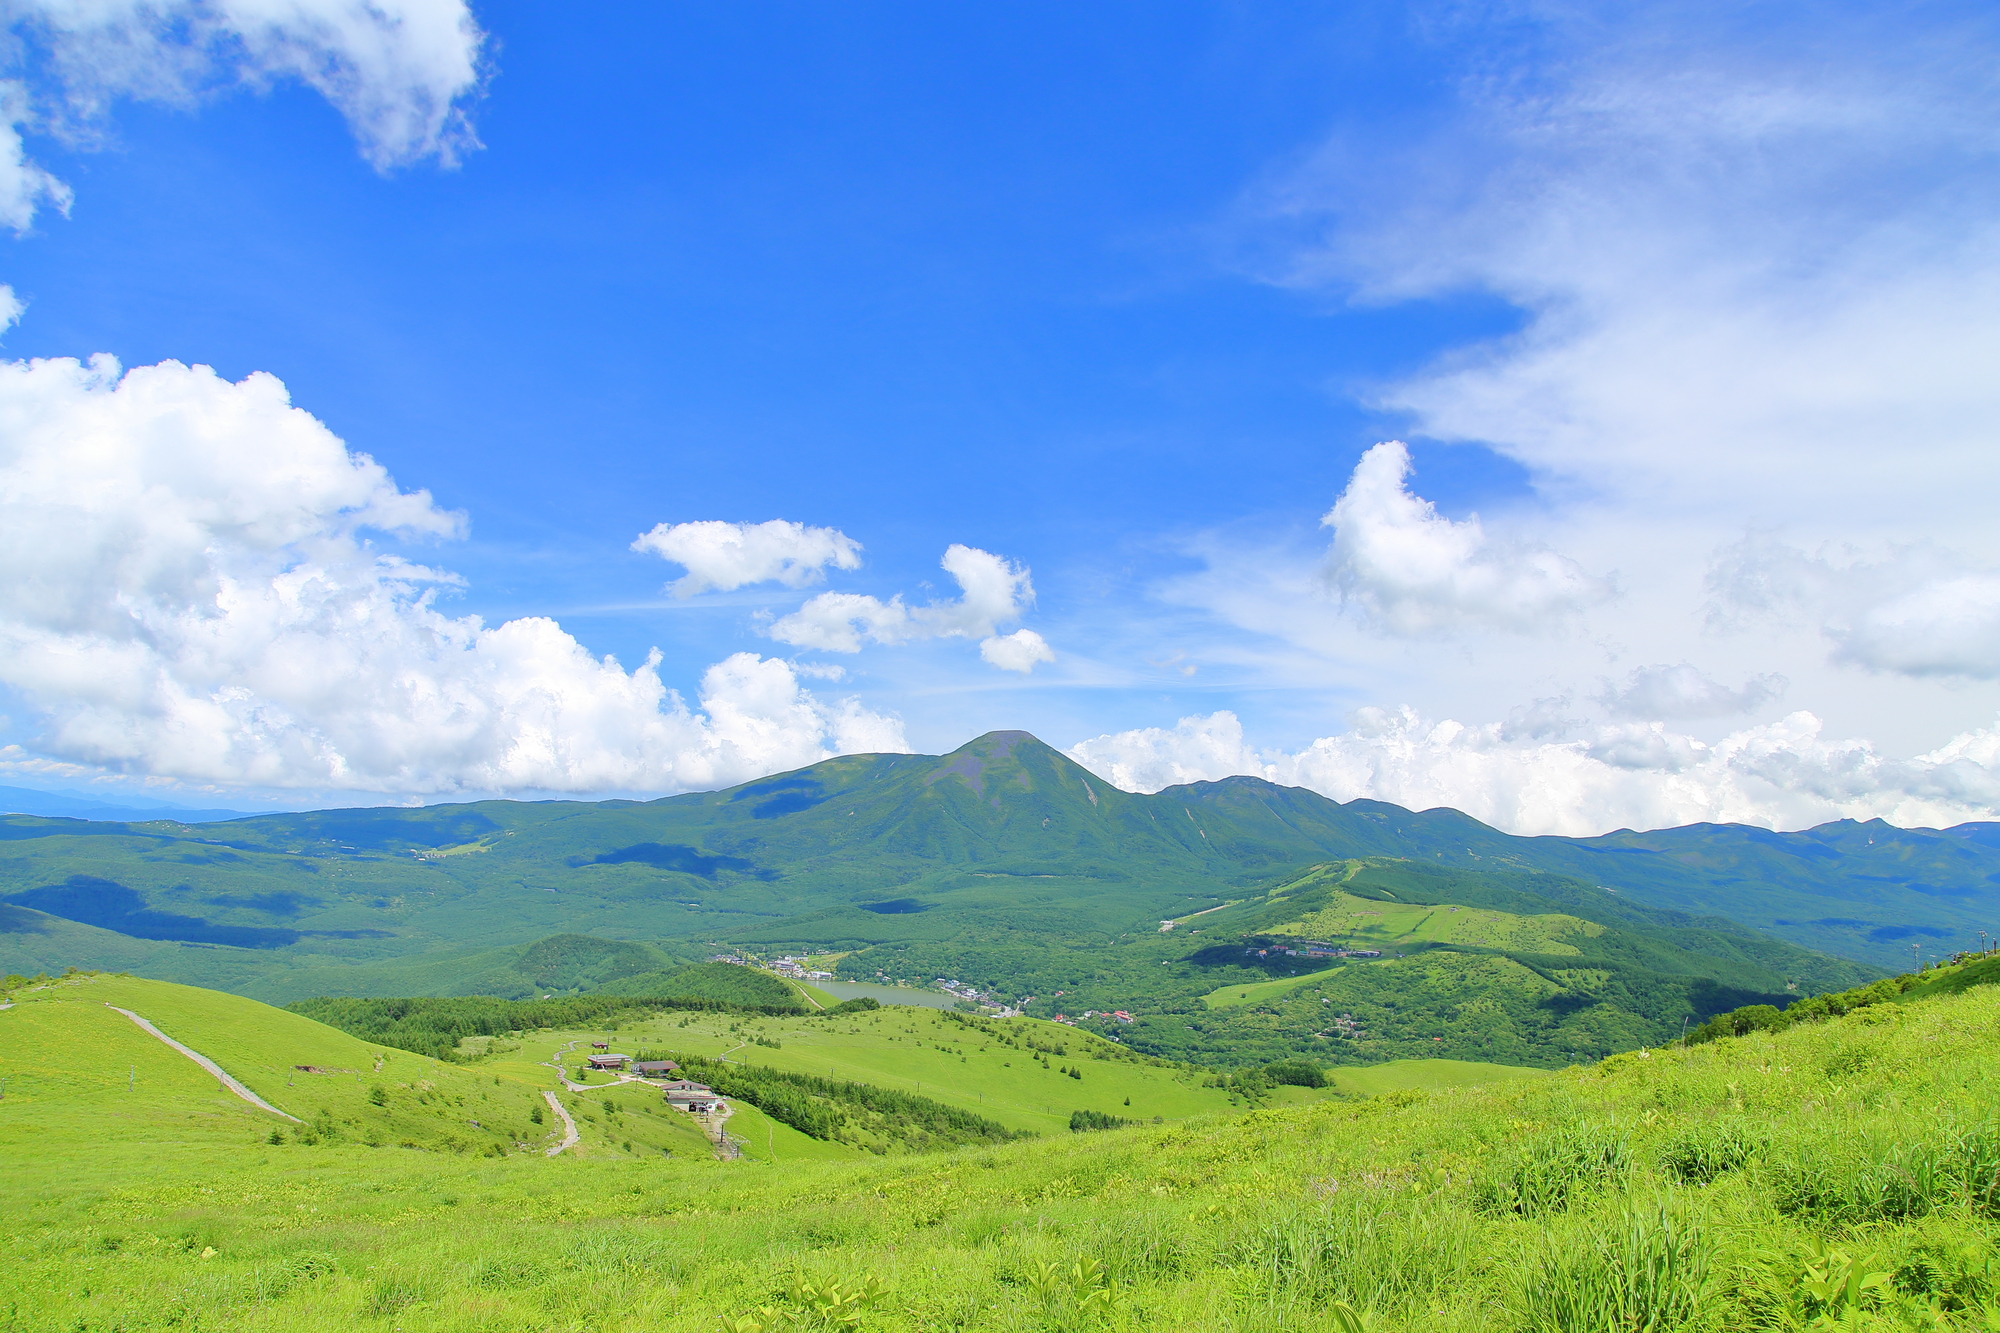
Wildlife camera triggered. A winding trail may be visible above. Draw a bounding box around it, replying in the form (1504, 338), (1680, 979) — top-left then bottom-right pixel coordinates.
(104, 1004), (301, 1122)
(541, 1091), (579, 1156)
(539, 1039), (592, 1091)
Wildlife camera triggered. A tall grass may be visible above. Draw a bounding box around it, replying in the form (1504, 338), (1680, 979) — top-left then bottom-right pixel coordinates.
(1509, 1204), (1712, 1332)
(9, 977), (2000, 1330)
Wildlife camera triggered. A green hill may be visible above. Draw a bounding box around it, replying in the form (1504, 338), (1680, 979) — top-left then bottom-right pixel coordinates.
(3, 729), (1990, 1067)
(5, 955), (1999, 1331)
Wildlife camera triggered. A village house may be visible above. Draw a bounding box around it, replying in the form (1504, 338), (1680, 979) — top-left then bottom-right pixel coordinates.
(631, 1060), (679, 1077)
(661, 1079), (721, 1113)
(586, 1053), (629, 1070)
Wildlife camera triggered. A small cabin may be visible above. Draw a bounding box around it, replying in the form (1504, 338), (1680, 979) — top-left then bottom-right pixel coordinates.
(663, 1080), (719, 1113)
(590, 1041), (610, 1050)
(586, 1053), (629, 1070)
(632, 1060), (680, 1077)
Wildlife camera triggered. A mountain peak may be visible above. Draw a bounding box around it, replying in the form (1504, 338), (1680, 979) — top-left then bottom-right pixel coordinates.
(925, 729), (1097, 799)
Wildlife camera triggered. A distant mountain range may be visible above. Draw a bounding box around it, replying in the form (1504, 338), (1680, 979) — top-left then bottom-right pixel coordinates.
(1, 730), (1994, 1065)
(0, 784), (252, 825)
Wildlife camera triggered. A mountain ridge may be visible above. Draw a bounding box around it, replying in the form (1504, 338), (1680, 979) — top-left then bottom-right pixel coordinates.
(0, 731), (1991, 1027)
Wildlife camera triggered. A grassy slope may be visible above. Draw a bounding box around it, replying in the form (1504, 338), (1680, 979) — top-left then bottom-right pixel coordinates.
(0, 973), (559, 1156)
(1269, 887), (1604, 954)
(4, 966), (1999, 1330)
(584, 1003), (1264, 1133)
(1324, 1057), (1547, 1096)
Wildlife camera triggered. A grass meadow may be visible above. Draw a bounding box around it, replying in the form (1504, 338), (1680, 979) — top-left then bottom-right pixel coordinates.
(4, 970), (1999, 1331)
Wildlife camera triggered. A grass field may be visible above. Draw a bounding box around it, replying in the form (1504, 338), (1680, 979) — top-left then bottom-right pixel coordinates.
(482, 1002), (1352, 1137)
(1323, 1057), (1548, 1096)
(1270, 888), (1602, 954)
(10, 964), (1999, 1331)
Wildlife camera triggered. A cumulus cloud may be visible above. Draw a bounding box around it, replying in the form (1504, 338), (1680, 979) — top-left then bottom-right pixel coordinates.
(632, 519), (863, 597)
(1596, 663), (1785, 720)
(0, 0), (484, 230)
(1708, 537), (2000, 681)
(1251, 4), (2000, 528)
(978, 628), (1055, 674)
(1322, 441), (1610, 635)
(0, 349), (905, 794)
(1069, 707), (2000, 837)
(767, 543), (1053, 670)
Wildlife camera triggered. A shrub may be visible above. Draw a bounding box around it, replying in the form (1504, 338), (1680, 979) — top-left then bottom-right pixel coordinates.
(1070, 1109), (1132, 1132)
(1264, 1059), (1328, 1088)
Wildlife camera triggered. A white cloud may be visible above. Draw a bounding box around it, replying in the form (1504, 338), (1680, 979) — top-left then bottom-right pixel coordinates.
(1069, 707), (2000, 837)
(0, 80), (69, 232)
(1596, 663), (1785, 720)
(632, 519), (863, 597)
(1708, 537), (2000, 681)
(979, 628), (1055, 674)
(0, 349), (906, 794)
(1323, 441), (1610, 635)
(767, 544), (1049, 670)
(1253, 6), (2000, 530)
(0, 0), (484, 230)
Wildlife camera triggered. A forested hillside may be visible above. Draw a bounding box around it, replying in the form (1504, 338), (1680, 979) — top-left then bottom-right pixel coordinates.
(1, 730), (1988, 1067)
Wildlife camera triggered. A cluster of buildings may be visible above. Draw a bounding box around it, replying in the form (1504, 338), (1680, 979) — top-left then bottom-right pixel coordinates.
(707, 951), (835, 980)
(934, 977), (1025, 1018)
(1316, 1012), (1367, 1040)
(1246, 942), (1382, 960)
(581, 1050), (726, 1115)
(1052, 1008), (1134, 1026)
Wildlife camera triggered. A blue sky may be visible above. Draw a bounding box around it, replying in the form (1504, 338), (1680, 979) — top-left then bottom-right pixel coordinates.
(0, 0), (1995, 834)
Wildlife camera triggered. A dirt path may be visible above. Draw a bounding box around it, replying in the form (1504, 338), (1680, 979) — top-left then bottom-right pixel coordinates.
(105, 1004), (301, 1123)
(785, 978), (827, 1011)
(702, 1101), (743, 1160)
(541, 1090), (579, 1156)
(539, 1039), (592, 1091)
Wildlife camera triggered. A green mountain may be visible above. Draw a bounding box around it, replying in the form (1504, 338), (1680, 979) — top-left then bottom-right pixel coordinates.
(0, 730), (1990, 1064)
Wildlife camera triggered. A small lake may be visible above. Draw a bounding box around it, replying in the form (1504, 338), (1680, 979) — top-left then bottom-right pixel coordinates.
(812, 980), (962, 1011)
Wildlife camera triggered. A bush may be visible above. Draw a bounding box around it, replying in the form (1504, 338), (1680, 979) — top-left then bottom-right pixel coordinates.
(1070, 1109), (1133, 1132)
(1264, 1059), (1327, 1088)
